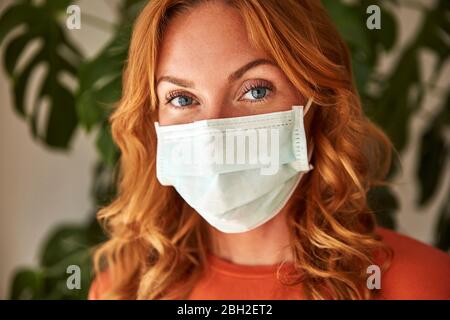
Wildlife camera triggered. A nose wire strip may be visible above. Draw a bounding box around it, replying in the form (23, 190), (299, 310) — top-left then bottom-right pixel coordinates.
(292, 106), (304, 160)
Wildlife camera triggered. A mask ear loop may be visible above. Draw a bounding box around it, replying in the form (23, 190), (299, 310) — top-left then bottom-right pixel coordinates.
(304, 97), (313, 115)
(304, 97), (314, 170)
(306, 137), (314, 171)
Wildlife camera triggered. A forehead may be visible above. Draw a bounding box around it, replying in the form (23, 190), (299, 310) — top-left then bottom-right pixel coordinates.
(156, 2), (267, 79)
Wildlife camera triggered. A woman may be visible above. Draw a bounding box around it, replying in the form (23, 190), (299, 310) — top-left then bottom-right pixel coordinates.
(88, 0), (450, 300)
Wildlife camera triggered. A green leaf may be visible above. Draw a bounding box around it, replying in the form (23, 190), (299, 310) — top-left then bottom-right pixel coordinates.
(322, 0), (370, 54)
(367, 6), (397, 52)
(352, 56), (372, 95)
(11, 50), (43, 117)
(365, 50), (419, 152)
(367, 186), (398, 230)
(417, 112), (448, 206)
(76, 23), (130, 131)
(44, 84), (78, 148)
(43, 248), (92, 300)
(0, 1), (82, 149)
(96, 121), (119, 168)
(39, 225), (89, 268)
(9, 269), (43, 300)
(435, 190), (450, 251)
(4, 31), (34, 77)
(45, 0), (73, 12)
(442, 94), (450, 126)
(76, 89), (103, 131)
(0, 3), (32, 44)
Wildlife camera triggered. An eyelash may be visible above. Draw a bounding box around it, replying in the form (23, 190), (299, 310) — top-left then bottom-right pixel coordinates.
(239, 80), (273, 103)
(164, 90), (196, 108)
(164, 80), (274, 108)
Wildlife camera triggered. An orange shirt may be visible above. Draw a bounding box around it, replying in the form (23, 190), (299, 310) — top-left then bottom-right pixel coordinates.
(88, 227), (450, 300)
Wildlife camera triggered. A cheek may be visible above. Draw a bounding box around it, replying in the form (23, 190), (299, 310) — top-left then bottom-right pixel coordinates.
(157, 108), (174, 126)
(266, 74), (304, 112)
(157, 106), (198, 126)
(157, 105), (173, 125)
(270, 88), (304, 112)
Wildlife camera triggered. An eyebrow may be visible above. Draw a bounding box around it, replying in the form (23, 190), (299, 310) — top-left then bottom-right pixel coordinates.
(156, 58), (277, 89)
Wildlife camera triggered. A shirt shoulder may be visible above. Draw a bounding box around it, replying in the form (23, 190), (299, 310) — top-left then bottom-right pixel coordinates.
(88, 270), (112, 300)
(375, 227), (450, 299)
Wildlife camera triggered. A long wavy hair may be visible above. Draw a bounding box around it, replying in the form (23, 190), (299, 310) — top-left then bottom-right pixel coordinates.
(92, 0), (394, 300)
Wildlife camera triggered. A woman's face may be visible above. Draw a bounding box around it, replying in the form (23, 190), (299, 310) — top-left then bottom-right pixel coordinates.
(156, 2), (306, 125)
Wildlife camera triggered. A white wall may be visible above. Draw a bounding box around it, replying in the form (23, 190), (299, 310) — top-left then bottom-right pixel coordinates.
(380, 0), (450, 244)
(0, 0), (448, 299)
(0, 0), (119, 298)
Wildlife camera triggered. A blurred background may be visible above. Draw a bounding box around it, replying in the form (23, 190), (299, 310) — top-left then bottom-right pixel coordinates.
(0, 0), (448, 299)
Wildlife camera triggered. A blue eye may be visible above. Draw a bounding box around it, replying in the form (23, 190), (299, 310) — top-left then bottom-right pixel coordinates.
(166, 93), (198, 108)
(240, 79), (273, 103)
(245, 87), (267, 100)
(171, 96), (193, 107)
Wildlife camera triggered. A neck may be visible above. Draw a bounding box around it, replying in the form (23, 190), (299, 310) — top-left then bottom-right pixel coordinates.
(207, 208), (293, 265)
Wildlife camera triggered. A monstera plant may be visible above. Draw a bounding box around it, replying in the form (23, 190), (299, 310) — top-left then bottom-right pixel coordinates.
(1, 0), (448, 299)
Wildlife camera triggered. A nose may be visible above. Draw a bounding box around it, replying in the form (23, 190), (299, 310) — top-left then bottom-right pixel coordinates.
(199, 99), (237, 121)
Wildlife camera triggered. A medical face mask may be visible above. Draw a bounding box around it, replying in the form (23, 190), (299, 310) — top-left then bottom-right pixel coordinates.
(154, 98), (314, 233)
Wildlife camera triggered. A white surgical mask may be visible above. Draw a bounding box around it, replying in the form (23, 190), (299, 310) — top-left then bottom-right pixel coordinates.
(154, 98), (314, 233)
